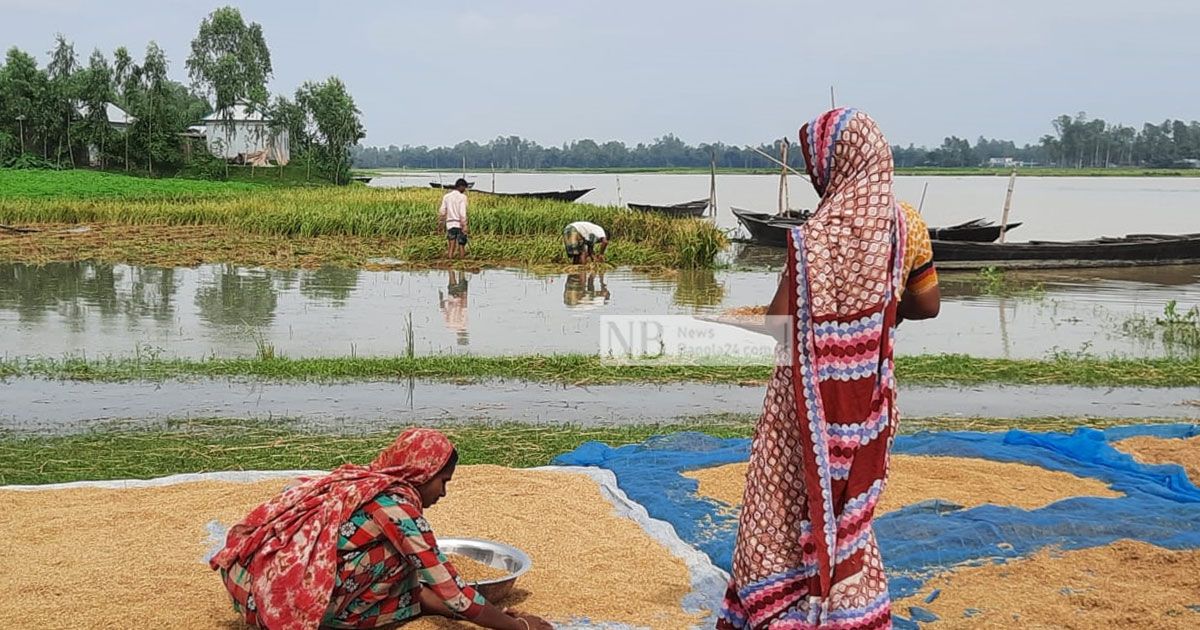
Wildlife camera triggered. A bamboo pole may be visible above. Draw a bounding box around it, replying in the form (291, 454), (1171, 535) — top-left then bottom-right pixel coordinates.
(461, 155), (466, 180)
(750, 146), (808, 179)
(778, 140), (789, 216)
(918, 181), (929, 212)
(709, 150), (717, 217)
(616, 174), (622, 207)
(491, 162), (496, 192)
(999, 170), (1017, 243)
(830, 85), (836, 109)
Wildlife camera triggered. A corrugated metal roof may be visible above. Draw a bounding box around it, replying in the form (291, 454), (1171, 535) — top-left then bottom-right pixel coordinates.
(202, 102), (269, 122)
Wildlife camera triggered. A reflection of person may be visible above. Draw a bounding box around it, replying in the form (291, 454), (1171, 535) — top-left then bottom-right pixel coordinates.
(720, 109), (939, 629)
(562, 270), (610, 308)
(211, 428), (553, 630)
(562, 221), (608, 264)
(438, 178), (470, 260)
(439, 270), (470, 345)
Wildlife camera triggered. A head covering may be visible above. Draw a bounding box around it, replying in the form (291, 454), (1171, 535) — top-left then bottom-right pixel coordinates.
(719, 109), (905, 629)
(210, 428), (455, 630)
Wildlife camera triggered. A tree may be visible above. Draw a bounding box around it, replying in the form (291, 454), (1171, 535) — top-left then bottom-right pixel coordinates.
(0, 47), (50, 159)
(295, 77), (364, 184)
(76, 49), (114, 168)
(186, 7), (272, 116)
(127, 41), (175, 175)
(46, 34), (80, 166)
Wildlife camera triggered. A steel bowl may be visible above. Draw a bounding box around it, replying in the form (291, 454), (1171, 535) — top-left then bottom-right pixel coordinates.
(439, 537), (531, 602)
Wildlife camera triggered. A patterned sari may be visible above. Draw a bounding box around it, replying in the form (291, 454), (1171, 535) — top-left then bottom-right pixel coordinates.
(718, 109), (904, 630)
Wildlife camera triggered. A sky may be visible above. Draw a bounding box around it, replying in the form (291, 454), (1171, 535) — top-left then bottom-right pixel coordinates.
(3, 0), (1198, 148)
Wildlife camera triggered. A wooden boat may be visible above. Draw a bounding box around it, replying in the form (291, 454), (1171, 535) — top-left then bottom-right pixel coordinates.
(429, 181), (475, 189)
(350, 175), (374, 183)
(931, 218), (1023, 242)
(627, 198), (710, 218)
(933, 233), (1200, 269)
(473, 188), (594, 202)
(734, 208), (1022, 247)
(731, 207), (811, 247)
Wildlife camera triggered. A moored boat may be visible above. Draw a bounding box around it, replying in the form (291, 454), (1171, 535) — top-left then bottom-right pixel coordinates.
(627, 199), (710, 218)
(430, 181), (475, 189)
(932, 233), (1200, 269)
(473, 188), (594, 202)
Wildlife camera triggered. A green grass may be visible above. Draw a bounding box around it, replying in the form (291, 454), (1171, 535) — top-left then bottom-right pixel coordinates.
(3, 353), (1199, 387)
(0, 170), (726, 267)
(0, 168), (264, 200)
(1, 415), (1184, 485)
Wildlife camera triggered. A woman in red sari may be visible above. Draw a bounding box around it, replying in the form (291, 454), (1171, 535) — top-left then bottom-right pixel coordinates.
(718, 109), (937, 629)
(210, 428), (553, 630)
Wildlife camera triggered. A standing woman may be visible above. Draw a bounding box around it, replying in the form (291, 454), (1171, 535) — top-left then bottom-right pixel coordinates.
(719, 109), (931, 629)
(210, 428), (552, 630)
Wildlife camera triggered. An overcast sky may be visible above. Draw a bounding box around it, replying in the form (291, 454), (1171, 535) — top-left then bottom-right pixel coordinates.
(3, 0), (1197, 148)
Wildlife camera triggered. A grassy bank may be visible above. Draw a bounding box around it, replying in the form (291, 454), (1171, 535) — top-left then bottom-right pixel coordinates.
(0, 170), (726, 268)
(4, 353), (1199, 387)
(2, 416), (1185, 485)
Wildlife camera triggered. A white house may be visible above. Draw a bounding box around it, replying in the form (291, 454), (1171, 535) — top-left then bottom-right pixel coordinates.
(987, 157), (1017, 168)
(202, 102), (290, 165)
(74, 101), (134, 166)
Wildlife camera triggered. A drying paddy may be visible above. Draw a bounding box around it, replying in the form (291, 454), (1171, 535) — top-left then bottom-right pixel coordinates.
(0, 467), (702, 630)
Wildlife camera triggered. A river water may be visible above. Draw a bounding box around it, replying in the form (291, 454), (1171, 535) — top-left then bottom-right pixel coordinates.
(3, 262), (1198, 360)
(370, 173), (1200, 242)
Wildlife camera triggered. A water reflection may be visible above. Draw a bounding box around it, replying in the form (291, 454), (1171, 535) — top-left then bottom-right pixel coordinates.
(0, 262), (177, 328)
(438, 270), (469, 345)
(194, 266), (287, 328)
(563, 270), (611, 309)
(1, 262), (1197, 359)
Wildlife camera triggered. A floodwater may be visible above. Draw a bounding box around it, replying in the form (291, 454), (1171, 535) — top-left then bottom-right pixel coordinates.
(3, 378), (1196, 435)
(370, 173), (1200, 242)
(2, 262), (1198, 360)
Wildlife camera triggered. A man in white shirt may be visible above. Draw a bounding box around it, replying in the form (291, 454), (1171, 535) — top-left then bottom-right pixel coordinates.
(563, 220), (609, 264)
(437, 178), (470, 259)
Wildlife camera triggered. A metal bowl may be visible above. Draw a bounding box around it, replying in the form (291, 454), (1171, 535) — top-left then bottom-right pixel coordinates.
(439, 537), (532, 602)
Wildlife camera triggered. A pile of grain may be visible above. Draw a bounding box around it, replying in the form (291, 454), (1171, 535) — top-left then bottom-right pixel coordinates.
(446, 553), (510, 583)
(1114, 435), (1200, 485)
(723, 305), (768, 318)
(895, 540), (1200, 629)
(0, 466), (701, 630)
(683, 455), (1121, 513)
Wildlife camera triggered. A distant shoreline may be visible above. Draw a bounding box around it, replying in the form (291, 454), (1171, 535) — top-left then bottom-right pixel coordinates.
(354, 166), (1200, 178)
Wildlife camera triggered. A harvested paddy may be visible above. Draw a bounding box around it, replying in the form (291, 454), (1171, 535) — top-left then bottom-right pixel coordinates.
(0, 466), (702, 629)
(1114, 434), (1200, 484)
(683, 456), (1122, 513)
(894, 540), (1200, 628)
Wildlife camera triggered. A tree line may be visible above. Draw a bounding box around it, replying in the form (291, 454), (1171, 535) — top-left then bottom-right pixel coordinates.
(0, 6), (365, 183)
(355, 113), (1200, 171)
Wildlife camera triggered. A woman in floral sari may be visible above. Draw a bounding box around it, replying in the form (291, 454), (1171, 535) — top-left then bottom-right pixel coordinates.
(210, 428), (552, 630)
(719, 109), (938, 629)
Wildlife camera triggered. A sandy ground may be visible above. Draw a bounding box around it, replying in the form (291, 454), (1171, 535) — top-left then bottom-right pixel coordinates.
(0, 466), (701, 630)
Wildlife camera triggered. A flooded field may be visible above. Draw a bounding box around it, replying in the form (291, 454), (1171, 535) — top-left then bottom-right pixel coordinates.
(2, 261), (1198, 360)
(371, 173), (1200, 242)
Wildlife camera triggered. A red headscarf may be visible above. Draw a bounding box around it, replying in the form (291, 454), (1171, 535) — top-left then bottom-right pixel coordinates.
(210, 428), (456, 630)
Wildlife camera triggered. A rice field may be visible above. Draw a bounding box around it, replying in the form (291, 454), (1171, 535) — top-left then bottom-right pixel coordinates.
(0, 170), (726, 267)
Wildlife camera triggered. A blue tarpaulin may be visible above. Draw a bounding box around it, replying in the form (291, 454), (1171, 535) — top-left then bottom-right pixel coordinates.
(553, 424), (1200, 602)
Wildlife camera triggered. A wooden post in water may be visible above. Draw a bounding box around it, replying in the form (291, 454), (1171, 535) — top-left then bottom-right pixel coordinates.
(709, 150), (717, 217)
(999, 170), (1017, 243)
(918, 182), (929, 212)
(462, 156), (466, 181)
(616, 174), (623, 208)
(830, 85), (836, 109)
(778, 140), (790, 216)
(491, 162), (496, 192)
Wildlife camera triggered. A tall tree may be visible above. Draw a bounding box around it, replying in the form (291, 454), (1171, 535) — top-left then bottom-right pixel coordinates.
(46, 34), (79, 166)
(132, 41), (171, 175)
(0, 47), (50, 159)
(295, 77), (364, 184)
(76, 49), (114, 168)
(186, 6), (272, 115)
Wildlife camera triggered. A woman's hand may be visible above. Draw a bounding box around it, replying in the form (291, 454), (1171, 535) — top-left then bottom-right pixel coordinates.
(505, 608), (554, 630)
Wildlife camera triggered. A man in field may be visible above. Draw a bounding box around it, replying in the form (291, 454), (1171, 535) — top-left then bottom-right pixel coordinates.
(438, 178), (470, 259)
(563, 220), (609, 264)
